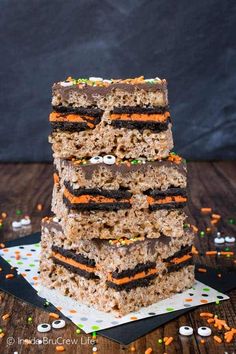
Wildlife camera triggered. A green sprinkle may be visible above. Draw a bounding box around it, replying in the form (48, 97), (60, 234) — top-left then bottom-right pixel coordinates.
(203, 288), (210, 291)
(183, 223), (189, 229)
(27, 316), (33, 323)
(92, 331), (97, 338)
(158, 339), (163, 344)
(29, 264), (35, 267)
(34, 243), (40, 247)
(44, 301), (50, 307)
(16, 209), (22, 216)
(91, 325), (100, 330)
(225, 247), (230, 251)
(200, 231), (205, 237)
(131, 159), (139, 165)
(0, 328), (3, 333)
(76, 328), (81, 334)
(215, 300), (220, 305)
(17, 261), (23, 265)
(228, 218), (236, 225)
(170, 152), (177, 155)
(166, 307), (174, 312)
(0, 223), (3, 229)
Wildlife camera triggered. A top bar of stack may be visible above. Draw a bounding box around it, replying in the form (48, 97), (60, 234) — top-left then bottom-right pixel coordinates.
(50, 76), (173, 160)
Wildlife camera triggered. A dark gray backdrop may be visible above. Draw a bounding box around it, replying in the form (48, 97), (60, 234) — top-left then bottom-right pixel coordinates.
(0, 0), (235, 162)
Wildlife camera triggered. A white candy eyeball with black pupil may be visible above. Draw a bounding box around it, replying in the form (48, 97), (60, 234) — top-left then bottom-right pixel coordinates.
(52, 319), (66, 329)
(214, 237), (225, 244)
(225, 236), (235, 243)
(179, 326), (193, 336)
(90, 156), (103, 164)
(37, 323), (51, 333)
(103, 155), (116, 165)
(197, 326), (212, 336)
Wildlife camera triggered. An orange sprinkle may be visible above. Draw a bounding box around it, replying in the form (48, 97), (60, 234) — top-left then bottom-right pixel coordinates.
(191, 225), (198, 233)
(1, 212), (7, 219)
(185, 298), (193, 302)
(201, 208), (212, 214)
(56, 346), (65, 352)
(5, 274), (14, 279)
(0, 333), (5, 338)
(207, 318), (215, 324)
(36, 203), (43, 211)
(130, 316), (138, 321)
(224, 328), (236, 343)
(0, 268), (2, 272)
(49, 312), (59, 319)
(165, 337), (174, 346)
(217, 273), (222, 278)
(145, 348), (153, 354)
(200, 312), (214, 318)
(0, 243), (5, 248)
(206, 227), (212, 233)
(15, 254), (21, 260)
(56, 307), (62, 311)
(212, 214), (221, 220)
(198, 268), (207, 273)
(200, 339), (205, 344)
(214, 318), (230, 330)
(220, 251), (234, 256)
(205, 251), (217, 256)
(191, 246), (199, 255)
(130, 345), (136, 352)
(33, 276), (38, 281)
(213, 335), (222, 343)
(211, 219), (219, 225)
(69, 310), (77, 314)
(2, 313), (10, 320)
(200, 300), (208, 304)
(163, 337), (168, 342)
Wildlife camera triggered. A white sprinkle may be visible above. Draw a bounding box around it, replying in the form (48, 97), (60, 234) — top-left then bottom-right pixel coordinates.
(12, 221), (22, 228)
(225, 236), (235, 243)
(52, 216), (60, 223)
(179, 326), (193, 336)
(103, 155), (116, 165)
(20, 218), (31, 226)
(214, 237), (225, 244)
(197, 326), (212, 337)
(89, 77), (103, 82)
(60, 81), (73, 87)
(216, 232), (221, 237)
(92, 347), (98, 352)
(103, 79), (112, 83)
(37, 339), (43, 345)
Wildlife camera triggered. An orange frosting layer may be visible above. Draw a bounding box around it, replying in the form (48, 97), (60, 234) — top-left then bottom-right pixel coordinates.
(49, 112), (95, 128)
(53, 173), (59, 185)
(110, 112), (170, 122)
(107, 268), (158, 285)
(52, 252), (96, 272)
(147, 195), (187, 205)
(170, 253), (192, 265)
(64, 188), (130, 205)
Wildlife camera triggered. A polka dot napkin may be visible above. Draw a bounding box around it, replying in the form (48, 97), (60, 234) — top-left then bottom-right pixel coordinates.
(0, 243), (229, 333)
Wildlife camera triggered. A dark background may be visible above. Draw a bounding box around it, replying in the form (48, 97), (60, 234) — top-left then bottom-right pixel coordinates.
(0, 0), (235, 162)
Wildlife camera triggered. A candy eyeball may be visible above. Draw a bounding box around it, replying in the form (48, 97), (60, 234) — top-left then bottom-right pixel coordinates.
(20, 218), (31, 226)
(37, 323), (51, 333)
(225, 236), (235, 243)
(52, 319), (66, 329)
(103, 155), (116, 165)
(90, 156), (103, 164)
(12, 221), (22, 228)
(197, 326), (212, 336)
(214, 237), (225, 244)
(179, 326), (193, 336)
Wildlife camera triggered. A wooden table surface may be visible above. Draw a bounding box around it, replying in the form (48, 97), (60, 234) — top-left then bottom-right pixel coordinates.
(0, 162), (236, 354)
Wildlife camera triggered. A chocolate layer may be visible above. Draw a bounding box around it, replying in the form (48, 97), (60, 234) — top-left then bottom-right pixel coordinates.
(51, 245), (96, 267)
(112, 106), (168, 114)
(107, 274), (157, 291)
(51, 121), (94, 132)
(52, 106), (103, 116)
(64, 182), (132, 200)
(145, 187), (187, 198)
(52, 257), (99, 280)
(63, 196), (131, 212)
(110, 119), (171, 132)
(149, 202), (187, 211)
(111, 261), (156, 279)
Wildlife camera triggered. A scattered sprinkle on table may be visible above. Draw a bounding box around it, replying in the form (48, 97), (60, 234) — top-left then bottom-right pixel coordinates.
(5, 273), (14, 279)
(213, 335), (222, 343)
(197, 268), (207, 273)
(56, 346), (65, 352)
(2, 313), (10, 320)
(144, 348), (152, 354)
